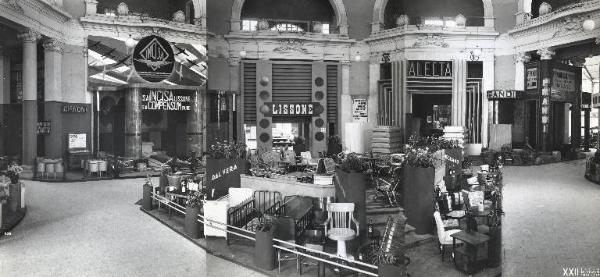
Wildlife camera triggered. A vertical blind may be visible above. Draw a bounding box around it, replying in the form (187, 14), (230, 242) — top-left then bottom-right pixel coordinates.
(327, 64), (338, 123)
(466, 78), (483, 143)
(243, 62), (257, 124)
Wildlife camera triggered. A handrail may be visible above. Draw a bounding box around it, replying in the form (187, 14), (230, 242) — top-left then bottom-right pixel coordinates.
(150, 192), (379, 275)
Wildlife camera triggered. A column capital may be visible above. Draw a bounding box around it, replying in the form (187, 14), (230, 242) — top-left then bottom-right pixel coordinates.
(537, 48), (555, 60)
(43, 38), (65, 53)
(227, 57), (241, 66)
(341, 60), (351, 66)
(515, 52), (531, 63)
(17, 29), (41, 43)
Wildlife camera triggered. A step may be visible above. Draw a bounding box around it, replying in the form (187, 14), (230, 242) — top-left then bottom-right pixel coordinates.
(374, 126), (402, 132)
(366, 206), (403, 216)
(372, 137), (402, 144)
(372, 142), (403, 149)
(404, 232), (435, 249)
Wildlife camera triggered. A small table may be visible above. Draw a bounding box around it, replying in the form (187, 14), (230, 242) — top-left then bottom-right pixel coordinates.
(451, 230), (489, 274)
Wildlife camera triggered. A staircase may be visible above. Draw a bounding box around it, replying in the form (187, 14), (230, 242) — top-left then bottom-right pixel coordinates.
(371, 126), (403, 154)
(366, 189), (433, 248)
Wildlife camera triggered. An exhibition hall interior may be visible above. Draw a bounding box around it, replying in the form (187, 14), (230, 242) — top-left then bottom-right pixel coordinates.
(1, 1), (599, 277)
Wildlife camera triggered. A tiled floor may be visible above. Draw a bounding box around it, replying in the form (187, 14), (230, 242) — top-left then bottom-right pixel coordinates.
(0, 178), (207, 276)
(503, 160), (600, 277)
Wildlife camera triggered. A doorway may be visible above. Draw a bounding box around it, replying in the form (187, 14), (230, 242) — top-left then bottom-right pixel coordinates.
(411, 94), (452, 137)
(526, 100), (538, 149)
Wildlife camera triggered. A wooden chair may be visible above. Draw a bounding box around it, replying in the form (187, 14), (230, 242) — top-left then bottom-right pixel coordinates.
(434, 211), (462, 261)
(325, 203), (359, 258)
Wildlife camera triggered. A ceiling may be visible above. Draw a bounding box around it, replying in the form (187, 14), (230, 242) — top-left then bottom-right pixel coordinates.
(87, 35), (207, 87)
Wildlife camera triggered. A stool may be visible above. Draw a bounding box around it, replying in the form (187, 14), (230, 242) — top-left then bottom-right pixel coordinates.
(88, 161), (99, 177)
(45, 162), (56, 179)
(37, 161), (46, 179)
(98, 160), (107, 178)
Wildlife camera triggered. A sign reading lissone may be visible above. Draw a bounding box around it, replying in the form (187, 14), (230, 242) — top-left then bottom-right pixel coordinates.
(265, 102), (317, 116)
(408, 60), (452, 77)
(141, 89), (191, 111)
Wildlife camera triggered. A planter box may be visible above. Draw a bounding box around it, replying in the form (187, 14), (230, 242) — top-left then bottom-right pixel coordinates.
(465, 143), (483, 156)
(206, 159), (246, 199)
(403, 167), (434, 234)
(487, 226), (502, 268)
(334, 169), (367, 234)
(254, 226), (277, 270)
(185, 206), (202, 239)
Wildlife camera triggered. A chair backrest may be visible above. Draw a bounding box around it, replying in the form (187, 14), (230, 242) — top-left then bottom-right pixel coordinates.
(327, 203), (355, 229)
(433, 211), (445, 242)
(300, 151), (312, 161)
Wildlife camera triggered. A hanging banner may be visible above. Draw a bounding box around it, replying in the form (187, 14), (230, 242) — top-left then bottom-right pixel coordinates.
(141, 89), (192, 111)
(132, 35), (175, 83)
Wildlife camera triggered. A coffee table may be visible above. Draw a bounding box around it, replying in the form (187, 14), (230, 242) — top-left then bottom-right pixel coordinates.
(451, 230), (489, 274)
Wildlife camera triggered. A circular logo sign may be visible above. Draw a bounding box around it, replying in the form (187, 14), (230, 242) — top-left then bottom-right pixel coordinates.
(132, 35), (175, 83)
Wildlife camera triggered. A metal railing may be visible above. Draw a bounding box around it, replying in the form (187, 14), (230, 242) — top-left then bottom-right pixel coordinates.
(150, 192), (380, 276)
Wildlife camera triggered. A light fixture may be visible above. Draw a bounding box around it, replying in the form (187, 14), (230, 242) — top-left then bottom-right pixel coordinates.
(354, 52), (361, 62)
(125, 35), (136, 50)
(239, 49), (247, 58)
(583, 18), (596, 32)
(469, 47), (482, 61)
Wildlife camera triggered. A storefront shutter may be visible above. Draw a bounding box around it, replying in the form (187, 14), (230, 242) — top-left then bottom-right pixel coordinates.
(326, 65), (338, 123)
(272, 63), (312, 103)
(243, 62), (257, 124)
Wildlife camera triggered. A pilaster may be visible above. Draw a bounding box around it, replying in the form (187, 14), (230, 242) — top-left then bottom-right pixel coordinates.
(18, 29), (41, 166)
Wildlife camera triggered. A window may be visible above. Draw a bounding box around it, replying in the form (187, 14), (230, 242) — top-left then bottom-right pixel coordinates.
(242, 20), (258, 31)
(321, 23), (330, 34)
(271, 23), (304, 32)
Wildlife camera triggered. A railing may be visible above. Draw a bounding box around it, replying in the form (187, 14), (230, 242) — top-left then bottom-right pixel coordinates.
(240, 18), (332, 34)
(514, 0), (600, 29)
(150, 192), (380, 276)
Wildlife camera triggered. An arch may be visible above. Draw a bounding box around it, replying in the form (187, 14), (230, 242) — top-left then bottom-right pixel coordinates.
(372, 0), (494, 34)
(231, 0), (348, 35)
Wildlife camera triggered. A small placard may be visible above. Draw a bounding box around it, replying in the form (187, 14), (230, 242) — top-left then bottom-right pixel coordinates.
(68, 133), (87, 149)
(37, 121), (51, 135)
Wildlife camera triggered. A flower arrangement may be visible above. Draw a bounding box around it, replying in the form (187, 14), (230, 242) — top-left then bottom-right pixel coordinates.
(340, 153), (367, 173)
(208, 141), (247, 160)
(186, 190), (205, 209)
(6, 163), (23, 183)
(402, 135), (451, 168)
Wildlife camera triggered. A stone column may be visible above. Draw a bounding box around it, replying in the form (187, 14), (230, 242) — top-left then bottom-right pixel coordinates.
(187, 88), (205, 154)
(482, 57), (495, 148)
(125, 87), (142, 159)
(538, 47), (555, 152)
(0, 45), (5, 156)
(339, 60), (351, 146)
(228, 57), (242, 143)
(515, 53), (531, 91)
(452, 59), (468, 127)
(18, 30), (41, 166)
(43, 38), (64, 159)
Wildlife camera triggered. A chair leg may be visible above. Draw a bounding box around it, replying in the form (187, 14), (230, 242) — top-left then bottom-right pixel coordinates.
(278, 250), (281, 273)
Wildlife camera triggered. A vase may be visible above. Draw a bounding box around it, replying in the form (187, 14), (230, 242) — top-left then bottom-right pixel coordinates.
(116, 2), (129, 15)
(403, 166), (434, 234)
(334, 168), (368, 234)
(313, 22), (322, 33)
(185, 206), (202, 239)
(258, 19), (270, 30)
(539, 2), (552, 16)
(455, 14), (467, 27)
(396, 14), (409, 27)
(173, 10), (186, 23)
(9, 174), (18, 184)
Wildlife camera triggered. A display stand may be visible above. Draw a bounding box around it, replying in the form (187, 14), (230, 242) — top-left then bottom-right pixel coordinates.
(66, 133), (90, 170)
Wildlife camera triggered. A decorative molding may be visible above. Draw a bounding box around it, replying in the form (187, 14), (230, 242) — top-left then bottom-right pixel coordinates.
(227, 57), (241, 66)
(273, 39), (308, 54)
(341, 60), (351, 66)
(552, 16), (585, 38)
(537, 48), (555, 60)
(412, 34), (449, 48)
(515, 52), (531, 63)
(43, 38), (65, 53)
(3, 0), (24, 13)
(17, 29), (41, 43)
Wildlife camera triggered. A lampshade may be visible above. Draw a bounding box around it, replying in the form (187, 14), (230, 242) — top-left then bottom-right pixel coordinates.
(583, 19), (595, 32)
(125, 35), (136, 49)
(354, 54), (361, 62)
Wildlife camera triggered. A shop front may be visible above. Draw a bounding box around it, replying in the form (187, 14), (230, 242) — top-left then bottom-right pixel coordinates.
(523, 61), (582, 152)
(487, 90), (526, 150)
(240, 61), (339, 157)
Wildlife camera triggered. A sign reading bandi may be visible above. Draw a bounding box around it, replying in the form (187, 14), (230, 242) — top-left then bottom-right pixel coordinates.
(141, 89), (191, 111)
(265, 102), (317, 116)
(487, 90), (524, 99)
(133, 35), (175, 83)
(408, 61), (452, 77)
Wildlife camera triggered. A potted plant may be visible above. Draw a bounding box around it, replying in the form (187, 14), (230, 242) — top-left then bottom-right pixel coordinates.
(293, 136), (306, 156)
(6, 163), (23, 184)
(327, 135), (343, 157)
(206, 141), (247, 199)
(335, 152), (368, 234)
(185, 189), (204, 239)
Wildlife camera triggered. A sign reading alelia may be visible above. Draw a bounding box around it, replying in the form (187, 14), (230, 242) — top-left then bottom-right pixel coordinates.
(265, 102), (316, 116)
(408, 61), (452, 77)
(141, 89), (191, 111)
